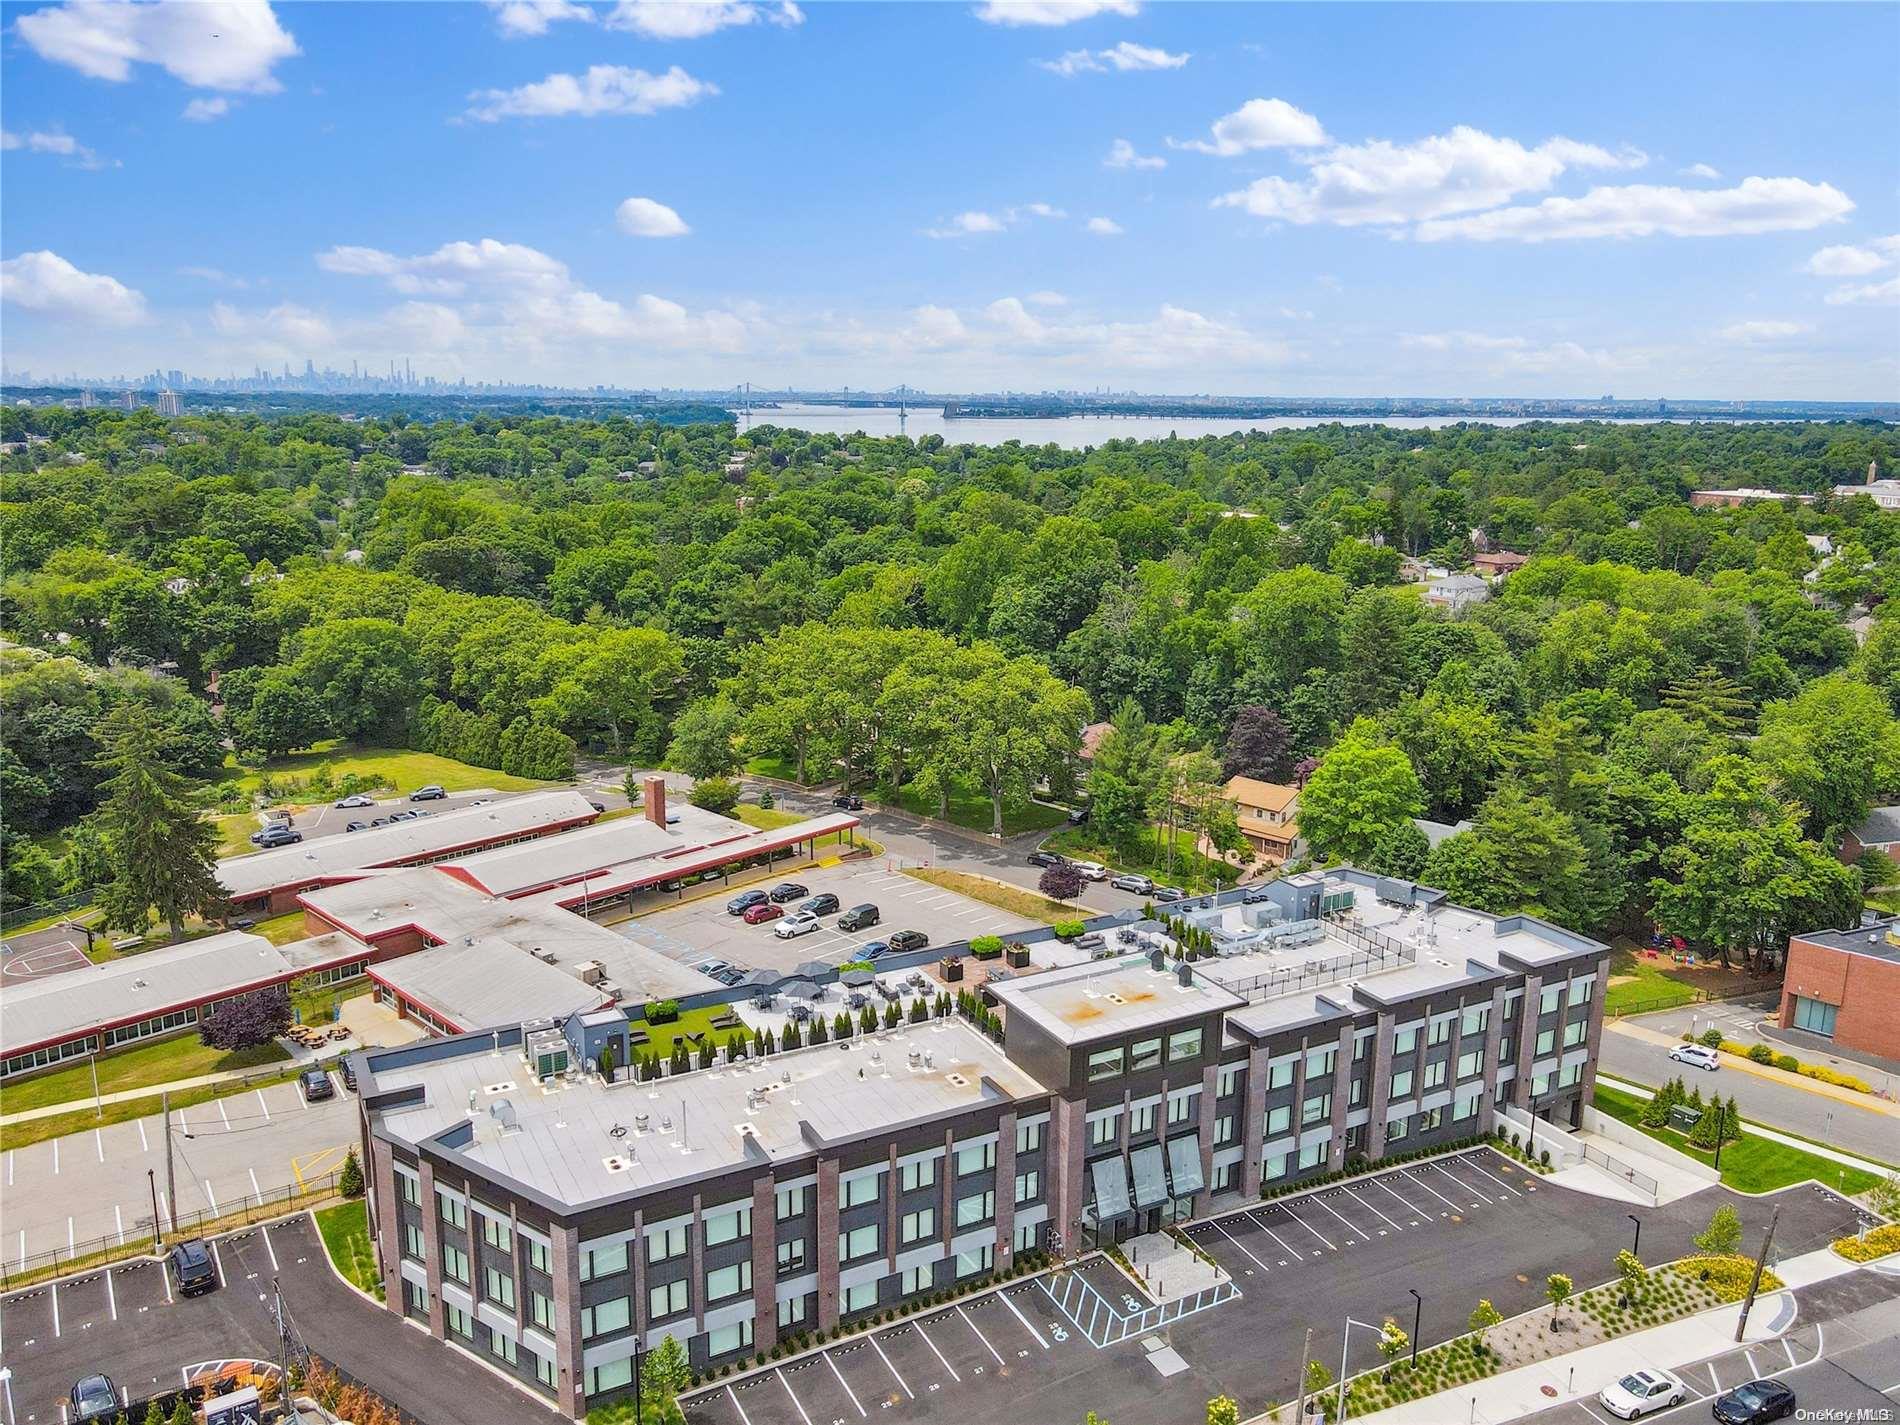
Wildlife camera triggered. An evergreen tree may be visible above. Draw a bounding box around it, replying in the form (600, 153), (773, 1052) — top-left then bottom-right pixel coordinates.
(91, 703), (223, 941)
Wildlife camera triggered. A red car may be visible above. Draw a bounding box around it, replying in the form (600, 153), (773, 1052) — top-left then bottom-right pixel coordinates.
(743, 902), (784, 925)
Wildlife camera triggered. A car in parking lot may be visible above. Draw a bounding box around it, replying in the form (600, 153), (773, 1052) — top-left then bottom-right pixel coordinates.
(1598, 1368), (1686, 1419)
(345, 820), (367, 833)
(774, 911), (822, 939)
(1026, 849), (1064, 868)
(71, 1375), (119, 1422)
(726, 889), (769, 915)
(333, 793), (375, 809)
(408, 784), (447, 801)
(860, 939), (891, 960)
(839, 903), (880, 931)
(743, 902), (784, 925)
(1711, 1378), (1797, 1424)
(168, 1238), (220, 1296)
(369, 816), (389, 827)
(251, 825), (302, 848)
(888, 929), (929, 952)
(768, 881), (810, 903)
(1111, 872), (1156, 894)
(798, 892), (841, 917)
(299, 1067), (335, 1103)
(1070, 860), (1108, 881)
(1669, 1043), (1720, 1071)
(1153, 885), (1186, 902)
(387, 809), (420, 823)
(340, 1056), (358, 1091)
(833, 792), (864, 810)
(696, 958), (735, 979)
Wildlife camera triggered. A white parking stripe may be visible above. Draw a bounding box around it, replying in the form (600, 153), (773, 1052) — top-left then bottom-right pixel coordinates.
(15, 1229), (23, 1271)
(263, 1222), (279, 1271)
(871, 1335), (913, 1397)
(51, 1279), (60, 1336)
(161, 1256), (173, 1303)
(1251, 1217), (1305, 1261)
(774, 1368), (815, 1425)
(1210, 1216), (1273, 1272)
(105, 1265), (117, 1320)
(915, 1320), (961, 1381)
(1470, 1155), (1520, 1195)
(95, 1128), (105, 1163)
(999, 1287), (1049, 1347)
(115, 1203), (125, 1246)
(1275, 1201), (1336, 1250)
(824, 1351), (865, 1417)
(959, 1304), (1006, 1364)
(52, 1137), (59, 1175)
(1744, 1347), (1761, 1380)
(725, 1384), (755, 1425)
(212, 1240), (226, 1286)
(1372, 1177), (1429, 1223)
(205, 1179), (220, 1214)
(250, 1168), (264, 1205)
(218, 1099), (231, 1129)
(1404, 1167), (1464, 1212)
(1311, 1194), (1370, 1242)
(1435, 1161), (1490, 1204)
(138, 1120), (149, 1153)
(1342, 1184), (1404, 1233)
(1707, 1362), (1722, 1393)
(1781, 1338), (1798, 1370)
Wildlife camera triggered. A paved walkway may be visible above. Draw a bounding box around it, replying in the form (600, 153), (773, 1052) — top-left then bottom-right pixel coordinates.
(0, 1036), (347, 1127)
(1343, 1248), (1860, 1425)
(1597, 1075), (1895, 1181)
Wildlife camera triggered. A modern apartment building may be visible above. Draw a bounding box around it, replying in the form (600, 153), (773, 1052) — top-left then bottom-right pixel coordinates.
(352, 868), (1608, 1419)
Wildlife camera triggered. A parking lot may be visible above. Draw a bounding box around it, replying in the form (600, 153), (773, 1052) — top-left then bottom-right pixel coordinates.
(3, 1073), (358, 1268)
(681, 1150), (1865, 1425)
(625, 861), (1040, 978)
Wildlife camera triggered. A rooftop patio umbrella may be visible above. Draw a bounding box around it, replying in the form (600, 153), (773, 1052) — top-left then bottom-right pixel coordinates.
(792, 960), (834, 982)
(839, 968), (876, 987)
(738, 968), (779, 989)
(783, 979), (826, 1001)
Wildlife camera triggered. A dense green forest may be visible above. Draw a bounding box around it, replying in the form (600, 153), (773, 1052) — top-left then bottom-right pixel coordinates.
(4, 405), (1899, 967)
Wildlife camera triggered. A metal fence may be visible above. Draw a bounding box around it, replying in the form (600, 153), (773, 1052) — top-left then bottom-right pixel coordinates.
(1039, 1260), (1240, 1348)
(1609, 981), (1781, 1019)
(0, 1170), (346, 1292)
(1581, 1141), (1660, 1199)
(1, 889), (94, 933)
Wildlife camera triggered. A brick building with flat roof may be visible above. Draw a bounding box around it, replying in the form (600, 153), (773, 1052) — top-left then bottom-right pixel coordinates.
(1778, 918), (1900, 1063)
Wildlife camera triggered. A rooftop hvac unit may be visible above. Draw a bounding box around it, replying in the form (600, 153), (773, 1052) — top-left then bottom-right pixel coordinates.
(575, 960), (607, 985)
(524, 1026), (569, 1081)
(598, 982), (621, 1001)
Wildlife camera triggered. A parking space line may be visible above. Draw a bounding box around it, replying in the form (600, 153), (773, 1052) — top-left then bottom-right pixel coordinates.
(958, 1304), (1006, 1364)
(218, 1099), (231, 1129)
(255, 1089), (272, 1122)
(105, 1264), (117, 1320)
(1251, 1217), (1304, 1262)
(1372, 1177), (1428, 1223)
(1342, 1183), (1404, 1233)
(263, 1222), (279, 1271)
(999, 1287), (1048, 1347)
(95, 1128), (105, 1162)
(915, 1320), (961, 1381)
(212, 1240), (226, 1286)
(1434, 1161), (1489, 1204)
(725, 1384), (755, 1425)
(250, 1168), (264, 1205)
(1310, 1194), (1370, 1243)
(15, 1229), (22, 1271)
(1706, 1362), (1721, 1393)
(1469, 1154), (1520, 1195)
(115, 1203), (125, 1245)
(871, 1336), (913, 1397)
(774, 1368), (815, 1425)
(1782, 1338), (1798, 1370)
(205, 1179), (220, 1214)
(1275, 1202), (1336, 1251)
(52, 1137), (59, 1174)
(162, 1255), (173, 1303)
(1404, 1167), (1464, 1213)
(138, 1120), (149, 1153)
(1744, 1347), (1760, 1380)
(1210, 1216), (1273, 1273)
(51, 1279), (60, 1336)
(1580, 1402), (1620, 1425)
(824, 1352), (866, 1417)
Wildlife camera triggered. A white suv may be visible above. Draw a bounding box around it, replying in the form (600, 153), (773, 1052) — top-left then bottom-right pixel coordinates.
(1668, 1043), (1720, 1072)
(1071, 860), (1108, 882)
(774, 911), (821, 939)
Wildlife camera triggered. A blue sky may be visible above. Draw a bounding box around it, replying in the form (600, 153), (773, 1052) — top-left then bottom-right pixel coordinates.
(2, 0), (1896, 396)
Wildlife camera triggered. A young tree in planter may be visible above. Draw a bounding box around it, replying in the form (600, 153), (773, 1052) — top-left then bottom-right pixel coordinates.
(1695, 1204), (1742, 1256)
(1206, 1397), (1241, 1425)
(644, 1334), (690, 1415)
(200, 984), (293, 1050)
(1545, 1273), (1573, 1331)
(1039, 861), (1085, 900)
(1615, 1249), (1647, 1306)
(1377, 1318), (1409, 1378)
(1468, 1299), (1502, 1357)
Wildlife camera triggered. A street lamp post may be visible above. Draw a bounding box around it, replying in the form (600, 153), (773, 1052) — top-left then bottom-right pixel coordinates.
(1335, 1316), (1384, 1424)
(1711, 1102), (1728, 1173)
(1408, 1289), (1422, 1369)
(1628, 1214), (1641, 1259)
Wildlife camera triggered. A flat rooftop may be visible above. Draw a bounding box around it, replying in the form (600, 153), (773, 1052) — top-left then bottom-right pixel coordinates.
(366, 1017), (1046, 1206)
(216, 789), (598, 899)
(443, 803), (763, 898)
(989, 953), (1246, 1046)
(1795, 919), (1900, 965)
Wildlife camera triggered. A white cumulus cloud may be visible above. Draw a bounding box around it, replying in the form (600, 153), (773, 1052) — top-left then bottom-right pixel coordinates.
(1826, 275), (1900, 307)
(1414, 176), (1854, 242)
(16, 0), (298, 92)
(1085, 216), (1124, 235)
(1719, 320), (1809, 343)
(0, 127), (110, 168)
(1681, 162), (1722, 180)
(1041, 39), (1186, 75)
(923, 204), (1063, 238)
(616, 196), (691, 237)
(182, 96), (232, 122)
(1173, 97), (1327, 156)
(1, 250), (148, 325)
(1104, 137), (1164, 170)
(1803, 241), (1894, 277)
(974, 0), (1138, 26)
(465, 64), (716, 120)
(605, 0), (803, 39)
(485, 0), (595, 36)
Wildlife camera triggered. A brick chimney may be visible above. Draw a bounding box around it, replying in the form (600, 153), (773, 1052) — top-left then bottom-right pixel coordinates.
(645, 775), (667, 827)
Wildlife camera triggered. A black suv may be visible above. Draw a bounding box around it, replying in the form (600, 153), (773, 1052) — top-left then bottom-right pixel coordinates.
(1027, 850), (1064, 868)
(726, 888), (769, 915)
(71, 1376), (118, 1422)
(768, 882), (809, 904)
(299, 1067), (335, 1102)
(839, 903), (879, 931)
(168, 1239), (220, 1296)
(251, 824), (302, 848)
(887, 929), (929, 953)
(798, 893), (841, 917)
(832, 792), (864, 811)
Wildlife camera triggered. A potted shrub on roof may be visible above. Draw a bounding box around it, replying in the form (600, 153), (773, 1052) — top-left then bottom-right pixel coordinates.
(1004, 940), (1031, 968)
(940, 955), (963, 982)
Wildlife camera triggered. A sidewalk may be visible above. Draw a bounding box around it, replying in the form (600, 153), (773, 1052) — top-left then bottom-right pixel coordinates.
(1609, 1019), (1900, 1115)
(1597, 1075), (1894, 1179)
(1346, 1248), (1860, 1425)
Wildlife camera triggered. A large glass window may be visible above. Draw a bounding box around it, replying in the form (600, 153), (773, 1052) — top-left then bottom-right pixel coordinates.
(648, 1279), (687, 1321)
(705, 1206), (751, 1247)
(706, 1262), (751, 1302)
(582, 1296), (631, 1339)
(900, 1157), (938, 1193)
(484, 1265), (515, 1309)
(1129, 1102), (1157, 1136)
(1269, 1059), (1295, 1090)
(440, 1243), (469, 1285)
(1393, 1027), (1417, 1057)
(643, 1227), (684, 1268)
(955, 1190), (995, 1228)
(840, 1224), (880, 1262)
(1087, 1047), (1125, 1082)
(1266, 1104), (1291, 1136)
(1301, 1091), (1332, 1126)
(1169, 1028), (1203, 1063)
(1390, 1068), (1413, 1099)
(777, 1184), (808, 1220)
(777, 1238), (807, 1275)
(1792, 996), (1838, 1037)
(1016, 1120), (1044, 1154)
(1130, 1037), (1163, 1071)
(1305, 1045), (1335, 1079)
(841, 1171), (884, 1208)
(901, 1208), (936, 1244)
(956, 1140), (996, 1176)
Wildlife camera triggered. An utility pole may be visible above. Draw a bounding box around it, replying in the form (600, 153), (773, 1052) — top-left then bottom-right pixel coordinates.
(90, 1052), (101, 1118)
(273, 1276), (293, 1413)
(1733, 1204), (1780, 1342)
(162, 1091), (177, 1235)
(147, 1169), (163, 1253)
(1295, 1326), (1313, 1419)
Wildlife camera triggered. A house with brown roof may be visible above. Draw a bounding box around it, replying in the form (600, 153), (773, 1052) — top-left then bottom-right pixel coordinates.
(1222, 776), (1304, 864)
(1471, 550), (1530, 579)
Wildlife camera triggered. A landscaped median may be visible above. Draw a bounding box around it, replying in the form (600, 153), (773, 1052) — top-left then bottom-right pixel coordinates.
(1831, 1223), (1900, 1263)
(315, 1194), (384, 1301)
(1592, 1082), (1884, 1195)
(898, 865), (1079, 921)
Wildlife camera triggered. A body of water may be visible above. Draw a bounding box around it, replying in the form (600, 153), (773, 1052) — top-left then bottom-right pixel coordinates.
(738, 403), (1740, 448)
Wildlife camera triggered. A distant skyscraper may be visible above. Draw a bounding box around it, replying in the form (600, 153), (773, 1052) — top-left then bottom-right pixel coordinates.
(79, 389), (96, 409)
(119, 390), (138, 410)
(157, 389), (182, 417)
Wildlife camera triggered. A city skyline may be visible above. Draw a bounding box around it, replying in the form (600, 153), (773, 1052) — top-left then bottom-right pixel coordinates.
(2, 1), (1897, 397)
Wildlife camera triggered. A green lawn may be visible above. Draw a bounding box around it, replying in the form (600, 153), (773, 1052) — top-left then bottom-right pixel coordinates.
(886, 779), (1069, 838)
(631, 1004), (743, 1061)
(902, 867), (1075, 922)
(314, 1199), (384, 1300)
(1, 1034), (289, 1118)
(1602, 943), (1765, 1017)
(744, 753), (803, 783)
(1592, 1084), (1880, 1195)
(1, 1058), (306, 1152)
(230, 744), (555, 798)
(1044, 824), (1235, 893)
(254, 910), (314, 945)
(732, 801), (879, 854)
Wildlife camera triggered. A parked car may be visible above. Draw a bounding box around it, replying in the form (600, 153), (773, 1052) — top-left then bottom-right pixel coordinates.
(408, 784), (447, 801)
(333, 793), (375, 809)
(888, 929), (929, 952)
(774, 911), (822, 939)
(860, 940), (891, 960)
(1598, 1369), (1685, 1419)
(1668, 1043), (1720, 1072)
(1152, 885), (1186, 903)
(168, 1239), (220, 1296)
(1026, 850), (1063, 868)
(344, 820), (367, 833)
(1111, 873), (1156, 894)
(832, 792), (864, 810)
(299, 1067), (335, 1103)
(839, 903), (880, 931)
(1066, 806), (1089, 825)
(743, 902), (784, 925)
(70, 1376), (118, 1422)
(696, 958), (735, 979)
(726, 889), (769, 915)
(253, 826), (302, 849)
(768, 882), (809, 903)
(1710, 1378), (1797, 1424)
(387, 810), (419, 823)
(589, 801), (606, 813)
(798, 893), (841, 917)
(1071, 860), (1108, 882)
(340, 1057), (357, 1092)
(369, 816), (389, 827)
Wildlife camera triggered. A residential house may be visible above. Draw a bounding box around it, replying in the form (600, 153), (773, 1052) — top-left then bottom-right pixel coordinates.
(1222, 776), (1303, 864)
(1471, 550), (1529, 580)
(1423, 574), (1490, 615)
